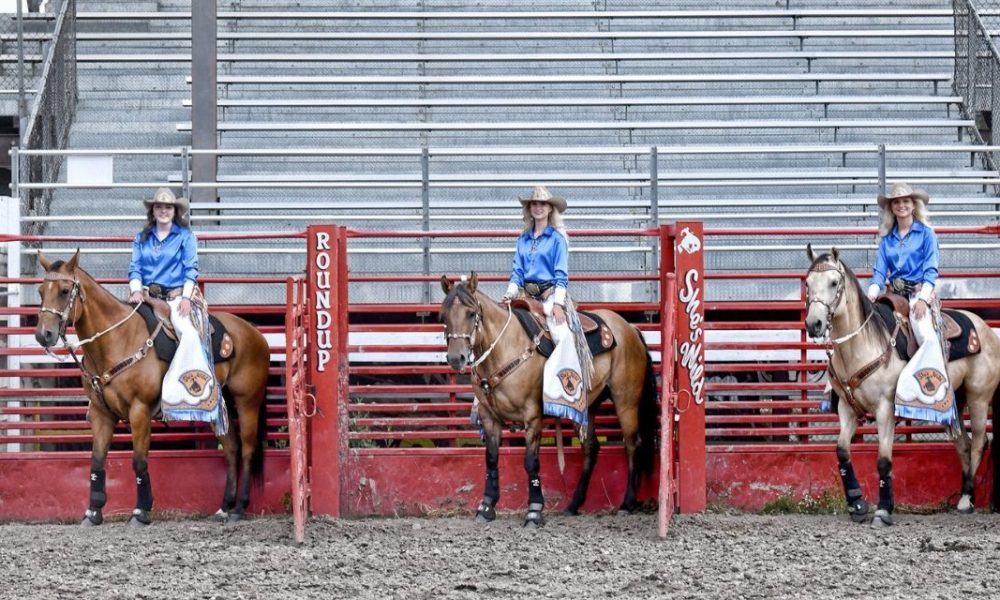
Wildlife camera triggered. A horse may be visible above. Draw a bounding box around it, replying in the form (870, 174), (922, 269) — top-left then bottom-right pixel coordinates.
(33, 251), (271, 527)
(439, 272), (657, 527)
(804, 246), (1000, 526)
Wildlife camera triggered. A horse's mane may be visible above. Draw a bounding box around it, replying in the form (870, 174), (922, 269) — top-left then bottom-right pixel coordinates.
(811, 252), (891, 341)
(439, 281), (479, 318)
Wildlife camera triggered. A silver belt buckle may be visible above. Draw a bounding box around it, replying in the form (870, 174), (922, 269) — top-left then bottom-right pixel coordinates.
(524, 282), (540, 296)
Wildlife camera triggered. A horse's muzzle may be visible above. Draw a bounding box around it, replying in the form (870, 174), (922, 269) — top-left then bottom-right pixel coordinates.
(446, 351), (469, 372)
(805, 318), (825, 339)
(35, 326), (57, 349)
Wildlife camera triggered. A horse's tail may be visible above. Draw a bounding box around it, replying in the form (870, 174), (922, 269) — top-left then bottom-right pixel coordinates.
(992, 383), (1000, 512)
(635, 327), (658, 480)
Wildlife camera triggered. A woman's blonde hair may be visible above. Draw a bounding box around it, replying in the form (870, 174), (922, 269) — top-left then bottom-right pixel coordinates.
(521, 203), (565, 231)
(878, 197), (930, 238)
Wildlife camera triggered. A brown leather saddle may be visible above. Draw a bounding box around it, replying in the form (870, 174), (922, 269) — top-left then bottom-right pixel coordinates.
(876, 292), (980, 359)
(135, 296), (235, 364)
(510, 298), (615, 356)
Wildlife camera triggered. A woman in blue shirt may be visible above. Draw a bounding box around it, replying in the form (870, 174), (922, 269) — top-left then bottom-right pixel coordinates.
(127, 188), (225, 430)
(866, 182), (950, 406)
(128, 188), (198, 316)
(501, 186), (593, 413)
(502, 186), (569, 324)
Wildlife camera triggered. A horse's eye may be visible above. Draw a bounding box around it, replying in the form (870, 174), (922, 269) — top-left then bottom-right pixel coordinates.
(60, 288), (69, 296)
(829, 280), (837, 289)
(467, 313), (475, 320)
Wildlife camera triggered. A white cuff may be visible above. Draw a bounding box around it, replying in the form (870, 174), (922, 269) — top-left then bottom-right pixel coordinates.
(129, 279), (143, 293)
(504, 282), (518, 297)
(182, 281), (195, 299)
(918, 283), (934, 302)
(866, 283), (880, 300)
(553, 286), (567, 306)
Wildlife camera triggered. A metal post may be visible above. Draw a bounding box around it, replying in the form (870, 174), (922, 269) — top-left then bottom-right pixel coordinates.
(16, 0), (27, 137)
(191, 1), (218, 204)
(180, 146), (191, 200)
(877, 143), (886, 197)
(9, 146), (19, 199)
(649, 147), (659, 302)
(421, 146), (431, 305)
(967, 8), (976, 112)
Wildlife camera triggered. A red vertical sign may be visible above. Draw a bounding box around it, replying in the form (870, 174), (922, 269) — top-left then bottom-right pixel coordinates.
(673, 221), (706, 512)
(306, 225), (347, 517)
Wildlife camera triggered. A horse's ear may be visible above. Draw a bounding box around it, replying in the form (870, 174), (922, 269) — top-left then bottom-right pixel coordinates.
(65, 249), (81, 272)
(440, 275), (452, 294)
(831, 247), (840, 262)
(468, 271), (478, 294)
(806, 243), (816, 262)
(38, 252), (51, 272)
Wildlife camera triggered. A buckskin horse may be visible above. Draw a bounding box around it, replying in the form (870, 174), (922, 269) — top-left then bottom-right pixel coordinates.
(439, 272), (657, 526)
(33, 251), (270, 526)
(804, 246), (1000, 526)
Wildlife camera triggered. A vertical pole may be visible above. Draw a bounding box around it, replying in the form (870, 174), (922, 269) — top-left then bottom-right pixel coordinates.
(191, 0), (218, 204)
(672, 221), (706, 513)
(658, 264), (676, 538)
(3, 196), (22, 452)
(16, 0), (27, 137)
(306, 224), (342, 517)
(648, 147), (659, 302)
(877, 144), (886, 197)
(421, 146), (431, 305)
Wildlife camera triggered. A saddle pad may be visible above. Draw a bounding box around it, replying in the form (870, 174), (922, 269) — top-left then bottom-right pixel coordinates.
(136, 303), (234, 364)
(872, 303), (981, 363)
(512, 308), (617, 359)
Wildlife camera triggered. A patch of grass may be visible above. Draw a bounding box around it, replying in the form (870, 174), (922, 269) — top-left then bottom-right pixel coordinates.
(760, 488), (844, 515)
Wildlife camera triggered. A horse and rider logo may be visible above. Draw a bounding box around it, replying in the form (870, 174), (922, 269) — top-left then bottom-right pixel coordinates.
(558, 368), (582, 396)
(677, 227), (701, 255)
(179, 369), (212, 400)
(913, 368), (946, 397)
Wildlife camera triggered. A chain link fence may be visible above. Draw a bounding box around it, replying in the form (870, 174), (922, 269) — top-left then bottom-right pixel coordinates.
(17, 0), (74, 248)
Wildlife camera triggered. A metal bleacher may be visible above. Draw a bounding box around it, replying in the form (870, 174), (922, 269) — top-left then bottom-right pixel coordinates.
(23, 0), (1000, 304)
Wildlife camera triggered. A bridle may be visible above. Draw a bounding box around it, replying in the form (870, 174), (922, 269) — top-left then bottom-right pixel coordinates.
(38, 271), (84, 348)
(806, 260), (847, 341)
(38, 269), (143, 355)
(443, 288), (513, 369)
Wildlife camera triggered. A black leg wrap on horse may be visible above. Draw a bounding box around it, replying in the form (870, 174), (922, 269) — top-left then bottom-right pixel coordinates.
(838, 460), (861, 495)
(484, 468), (499, 504)
(877, 457), (894, 513)
(89, 469), (107, 509)
(476, 496), (497, 521)
(136, 470), (154, 512)
(525, 451), (543, 506)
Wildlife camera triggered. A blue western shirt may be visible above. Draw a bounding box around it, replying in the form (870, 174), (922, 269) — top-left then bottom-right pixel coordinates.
(509, 226), (569, 290)
(871, 220), (940, 288)
(128, 224), (199, 289)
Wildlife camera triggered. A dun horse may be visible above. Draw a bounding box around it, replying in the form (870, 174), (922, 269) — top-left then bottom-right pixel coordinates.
(34, 251), (270, 526)
(439, 273), (657, 526)
(804, 246), (1000, 526)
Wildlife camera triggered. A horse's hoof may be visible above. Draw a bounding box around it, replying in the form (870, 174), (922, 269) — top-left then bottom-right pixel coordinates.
(523, 504), (544, 528)
(475, 501), (496, 523)
(870, 509), (894, 528)
(848, 499), (870, 523)
(957, 496), (975, 514)
(129, 509), (152, 528)
(561, 507), (580, 517)
(211, 509), (228, 522)
(957, 504), (975, 515)
(81, 510), (103, 527)
(227, 511), (245, 523)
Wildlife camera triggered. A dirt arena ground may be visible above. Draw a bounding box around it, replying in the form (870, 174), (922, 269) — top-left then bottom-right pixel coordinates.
(1, 511), (999, 599)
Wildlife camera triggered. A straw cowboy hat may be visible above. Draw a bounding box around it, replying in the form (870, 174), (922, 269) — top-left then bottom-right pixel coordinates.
(877, 182), (930, 209)
(518, 185), (567, 213)
(143, 187), (190, 222)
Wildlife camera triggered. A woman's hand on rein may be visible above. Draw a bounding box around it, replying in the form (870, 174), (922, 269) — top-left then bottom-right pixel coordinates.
(552, 303), (566, 325)
(128, 291), (143, 304)
(178, 297), (192, 317)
